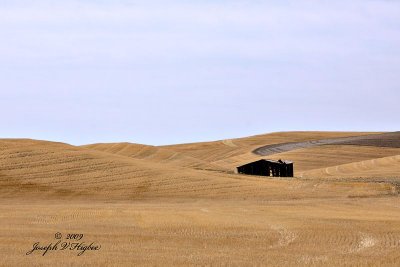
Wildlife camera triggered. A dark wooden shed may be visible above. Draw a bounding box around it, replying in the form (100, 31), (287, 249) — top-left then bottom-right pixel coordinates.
(236, 159), (293, 177)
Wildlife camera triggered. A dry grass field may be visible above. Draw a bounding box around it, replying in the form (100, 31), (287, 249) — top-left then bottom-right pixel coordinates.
(1, 131), (400, 266)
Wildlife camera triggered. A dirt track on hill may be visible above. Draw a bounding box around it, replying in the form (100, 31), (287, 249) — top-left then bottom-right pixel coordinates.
(253, 132), (400, 156)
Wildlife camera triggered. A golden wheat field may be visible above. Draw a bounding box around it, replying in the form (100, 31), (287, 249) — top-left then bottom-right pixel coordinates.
(1, 131), (400, 266)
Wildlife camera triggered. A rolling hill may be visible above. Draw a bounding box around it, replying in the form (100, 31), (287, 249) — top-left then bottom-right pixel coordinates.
(1, 131), (400, 266)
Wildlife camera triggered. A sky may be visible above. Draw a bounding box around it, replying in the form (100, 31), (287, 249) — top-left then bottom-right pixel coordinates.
(0, 0), (399, 145)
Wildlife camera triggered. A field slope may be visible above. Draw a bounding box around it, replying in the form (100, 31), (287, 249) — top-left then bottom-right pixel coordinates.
(1, 131), (400, 266)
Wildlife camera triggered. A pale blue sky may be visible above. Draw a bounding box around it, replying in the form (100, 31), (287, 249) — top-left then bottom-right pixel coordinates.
(1, 0), (399, 145)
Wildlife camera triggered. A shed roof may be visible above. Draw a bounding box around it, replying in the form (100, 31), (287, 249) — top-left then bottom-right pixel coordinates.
(237, 159), (293, 168)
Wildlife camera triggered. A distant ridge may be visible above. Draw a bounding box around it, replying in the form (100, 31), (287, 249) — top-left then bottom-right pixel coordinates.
(253, 132), (400, 156)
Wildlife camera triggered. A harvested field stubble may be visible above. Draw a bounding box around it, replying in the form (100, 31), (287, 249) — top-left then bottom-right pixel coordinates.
(1, 132), (400, 266)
